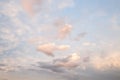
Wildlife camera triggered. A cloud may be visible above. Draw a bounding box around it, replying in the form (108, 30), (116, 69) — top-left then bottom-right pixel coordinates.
(0, 1), (33, 54)
(21, 0), (42, 16)
(58, 45), (70, 50)
(74, 32), (87, 41)
(0, 27), (19, 54)
(0, 54), (41, 72)
(38, 51), (120, 71)
(26, 53), (80, 74)
(58, 24), (72, 39)
(37, 43), (56, 56)
(1, 1), (20, 17)
(38, 62), (67, 73)
(34, 53), (81, 74)
(58, 0), (75, 9)
(82, 42), (96, 46)
(110, 15), (120, 30)
(54, 53), (80, 69)
(90, 52), (120, 70)
(28, 37), (48, 44)
(37, 43), (70, 56)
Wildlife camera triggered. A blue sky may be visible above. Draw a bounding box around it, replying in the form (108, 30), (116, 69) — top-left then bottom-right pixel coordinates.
(0, 0), (120, 80)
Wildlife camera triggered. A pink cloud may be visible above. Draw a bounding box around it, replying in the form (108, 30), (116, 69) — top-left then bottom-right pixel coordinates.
(58, 24), (72, 39)
(21, 0), (42, 16)
(37, 43), (70, 56)
(91, 52), (120, 70)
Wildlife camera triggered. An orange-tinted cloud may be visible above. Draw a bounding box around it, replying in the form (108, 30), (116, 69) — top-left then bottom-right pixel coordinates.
(54, 53), (80, 68)
(91, 52), (120, 70)
(21, 0), (42, 16)
(74, 32), (87, 41)
(37, 43), (70, 56)
(58, 24), (72, 39)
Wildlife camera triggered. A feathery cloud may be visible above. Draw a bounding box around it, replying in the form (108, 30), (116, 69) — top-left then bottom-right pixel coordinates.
(21, 0), (42, 16)
(0, 55), (41, 72)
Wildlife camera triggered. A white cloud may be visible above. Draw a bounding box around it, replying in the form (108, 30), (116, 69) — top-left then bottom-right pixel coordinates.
(58, 45), (70, 50)
(21, 0), (42, 16)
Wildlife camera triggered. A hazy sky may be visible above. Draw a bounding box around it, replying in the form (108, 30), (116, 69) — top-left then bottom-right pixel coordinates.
(0, 0), (120, 80)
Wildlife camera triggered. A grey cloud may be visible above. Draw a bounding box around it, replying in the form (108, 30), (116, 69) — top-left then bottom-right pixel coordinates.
(35, 53), (81, 74)
(74, 32), (87, 41)
(38, 62), (67, 73)
(54, 53), (80, 69)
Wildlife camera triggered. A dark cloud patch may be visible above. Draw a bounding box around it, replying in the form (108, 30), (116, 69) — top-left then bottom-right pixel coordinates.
(53, 53), (80, 69)
(74, 32), (87, 41)
(37, 62), (67, 73)
(0, 64), (6, 71)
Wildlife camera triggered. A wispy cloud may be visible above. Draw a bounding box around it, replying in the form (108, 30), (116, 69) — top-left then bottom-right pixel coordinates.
(21, 0), (42, 16)
(74, 32), (87, 41)
(0, 55), (41, 72)
(0, 0), (120, 80)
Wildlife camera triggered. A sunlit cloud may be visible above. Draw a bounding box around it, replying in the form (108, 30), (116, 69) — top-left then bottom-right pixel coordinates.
(37, 43), (70, 56)
(58, 24), (72, 39)
(54, 53), (80, 69)
(91, 52), (120, 70)
(0, 0), (120, 80)
(21, 0), (42, 16)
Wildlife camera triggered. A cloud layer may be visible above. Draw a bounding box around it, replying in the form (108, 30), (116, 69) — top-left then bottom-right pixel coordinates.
(0, 0), (120, 80)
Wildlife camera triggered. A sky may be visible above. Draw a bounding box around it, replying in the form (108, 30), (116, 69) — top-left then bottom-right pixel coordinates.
(0, 0), (120, 80)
